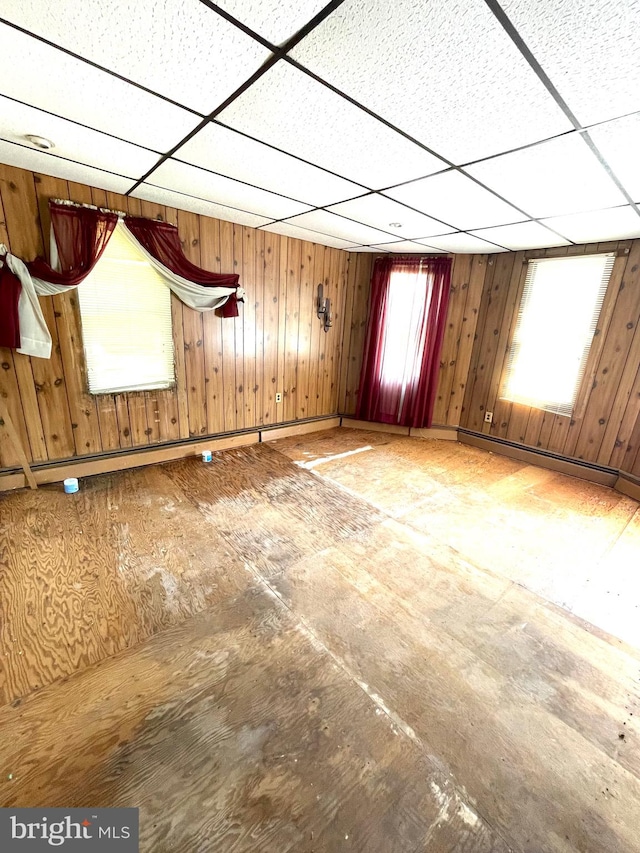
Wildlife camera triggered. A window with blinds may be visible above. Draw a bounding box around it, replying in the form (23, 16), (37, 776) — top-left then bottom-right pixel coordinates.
(78, 223), (175, 394)
(500, 253), (614, 416)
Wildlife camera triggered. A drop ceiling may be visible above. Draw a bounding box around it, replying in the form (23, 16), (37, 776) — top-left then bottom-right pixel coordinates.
(0, 0), (639, 253)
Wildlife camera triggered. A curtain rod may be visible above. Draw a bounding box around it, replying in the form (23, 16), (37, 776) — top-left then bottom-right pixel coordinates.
(52, 197), (128, 218)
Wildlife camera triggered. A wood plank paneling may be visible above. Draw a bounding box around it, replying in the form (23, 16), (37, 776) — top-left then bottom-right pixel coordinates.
(460, 242), (640, 473)
(0, 164), (350, 472)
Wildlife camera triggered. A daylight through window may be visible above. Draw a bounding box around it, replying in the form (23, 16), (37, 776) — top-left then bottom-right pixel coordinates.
(501, 253), (614, 416)
(78, 222), (175, 394)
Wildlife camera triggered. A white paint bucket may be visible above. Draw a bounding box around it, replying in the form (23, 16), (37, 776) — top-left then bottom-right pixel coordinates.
(201, 450), (212, 463)
(64, 477), (79, 494)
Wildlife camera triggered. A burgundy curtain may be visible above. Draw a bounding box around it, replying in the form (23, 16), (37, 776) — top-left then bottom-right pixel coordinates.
(356, 255), (452, 429)
(0, 261), (21, 348)
(125, 217), (241, 317)
(28, 202), (118, 285)
(0, 203), (119, 349)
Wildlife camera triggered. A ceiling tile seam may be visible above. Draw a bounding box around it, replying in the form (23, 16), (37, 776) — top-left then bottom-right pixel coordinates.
(483, 0), (640, 218)
(456, 128), (578, 170)
(268, 189), (462, 235)
(124, 56), (282, 196)
(283, 56), (577, 240)
(130, 179), (278, 222)
(582, 108), (640, 133)
(471, 202), (640, 230)
(283, 56), (457, 168)
(196, 0), (277, 51)
(0, 92), (165, 157)
(0, 136), (136, 181)
(0, 17), (205, 119)
(211, 118), (373, 192)
(459, 109), (640, 171)
(127, 0), (350, 196)
(168, 152), (370, 209)
(580, 132), (640, 218)
(482, 0), (582, 126)
(256, 210), (511, 251)
(468, 221), (571, 246)
(272, 206), (460, 243)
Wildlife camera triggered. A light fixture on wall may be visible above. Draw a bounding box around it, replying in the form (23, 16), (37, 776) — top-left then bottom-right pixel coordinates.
(317, 283), (332, 333)
(24, 134), (55, 150)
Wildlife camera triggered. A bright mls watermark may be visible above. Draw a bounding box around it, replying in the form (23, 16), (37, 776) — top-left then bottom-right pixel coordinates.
(0, 809), (139, 851)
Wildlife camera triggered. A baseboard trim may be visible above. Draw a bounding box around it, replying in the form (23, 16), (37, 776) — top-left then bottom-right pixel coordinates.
(0, 433), (260, 491)
(615, 472), (640, 502)
(409, 426), (459, 441)
(261, 417), (341, 442)
(0, 416), (344, 492)
(458, 429), (618, 486)
(340, 418), (410, 435)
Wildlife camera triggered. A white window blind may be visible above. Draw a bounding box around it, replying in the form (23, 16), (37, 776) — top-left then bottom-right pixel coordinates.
(78, 222), (175, 394)
(501, 253), (614, 416)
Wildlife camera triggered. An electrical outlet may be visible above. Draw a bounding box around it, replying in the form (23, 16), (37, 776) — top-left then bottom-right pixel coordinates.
(275, 392), (282, 403)
(484, 411), (493, 423)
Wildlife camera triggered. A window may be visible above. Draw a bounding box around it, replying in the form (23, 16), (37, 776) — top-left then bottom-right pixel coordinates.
(78, 223), (175, 394)
(501, 253), (614, 416)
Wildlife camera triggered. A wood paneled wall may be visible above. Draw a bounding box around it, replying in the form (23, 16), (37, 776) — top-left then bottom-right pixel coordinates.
(461, 242), (640, 478)
(0, 163), (349, 469)
(339, 243), (640, 478)
(339, 252), (487, 427)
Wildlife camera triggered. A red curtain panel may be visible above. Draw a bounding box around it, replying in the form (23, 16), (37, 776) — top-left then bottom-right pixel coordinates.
(0, 261), (22, 348)
(356, 255), (452, 429)
(29, 202), (119, 286)
(125, 217), (241, 316)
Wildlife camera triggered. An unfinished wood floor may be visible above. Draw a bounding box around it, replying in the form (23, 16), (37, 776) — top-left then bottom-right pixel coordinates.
(1, 428), (639, 852)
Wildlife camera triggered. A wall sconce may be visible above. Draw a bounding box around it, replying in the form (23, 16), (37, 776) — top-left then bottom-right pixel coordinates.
(317, 283), (332, 332)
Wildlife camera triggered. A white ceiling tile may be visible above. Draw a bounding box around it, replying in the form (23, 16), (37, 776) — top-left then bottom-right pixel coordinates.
(369, 240), (446, 253)
(2, 1), (270, 114)
(588, 114), (640, 203)
(417, 233), (506, 253)
(283, 210), (396, 245)
(385, 171), (524, 230)
(326, 193), (451, 239)
(0, 25), (199, 151)
(500, 0), (640, 126)
(262, 221), (357, 250)
(540, 206), (640, 244)
(466, 133), (626, 218)
(212, 0), (328, 45)
(0, 139), (133, 194)
(0, 96), (159, 178)
(291, 0), (572, 163)
(130, 183), (271, 227)
(468, 220), (570, 250)
(218, 61), (447, 188)
(177, 122), (366, 206)
(150, 159), (311, 220)
(347, 246), (391, 253)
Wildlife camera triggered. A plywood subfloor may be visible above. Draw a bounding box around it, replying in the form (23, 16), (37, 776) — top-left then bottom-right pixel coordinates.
(1, 430), (639, 852)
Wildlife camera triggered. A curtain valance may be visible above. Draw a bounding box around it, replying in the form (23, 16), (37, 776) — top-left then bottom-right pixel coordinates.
(0, 200), (244, 359)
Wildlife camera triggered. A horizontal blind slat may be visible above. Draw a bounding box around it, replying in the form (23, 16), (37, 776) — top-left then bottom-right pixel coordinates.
(77, 223), (176, 394)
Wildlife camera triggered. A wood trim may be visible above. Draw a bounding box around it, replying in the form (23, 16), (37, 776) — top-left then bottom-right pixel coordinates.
(340, 418), (410, 436)
(261, 417), (341, 442)
(0, 433), (260, 491)
(614, 472), (640, 502)
(0, 395), (37, 489)
(409, 426), (459, 441)
(458, 429), (617, 486)
(0, 471), (26, 491)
